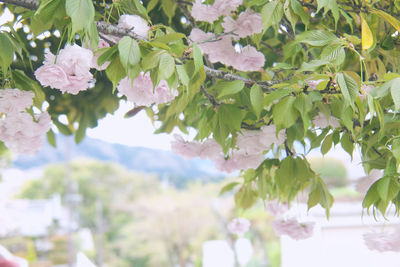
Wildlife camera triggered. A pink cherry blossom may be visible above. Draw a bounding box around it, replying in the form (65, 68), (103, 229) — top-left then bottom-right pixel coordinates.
(265, 200), (289, 217)
(214, 151), (264, 173)
(0, 111), (51, 154)
(0, 88), (34, 114)
(34, 64), (70, 91)
(118, 73), (177, 106)
(232, 45), (265, 72)
(259, 125), (286, 149)
(363, 229), (400, 252)
(271, 218), (315, 240)
(198, 138), (223, 160)
(191, 0), (220, 23)
(312, 112), (340, 128)
(56, 44), (93, 76)
(171, 134), (202, 160)
(213, 0), (243, 16)
(222, 10), (263, 39)
(118, 14), (150, 38)
(306, 79), (324, 90)
(154, 80), (178, 104)
(227, 217), (251, 236)
(236, 129), (266, 155)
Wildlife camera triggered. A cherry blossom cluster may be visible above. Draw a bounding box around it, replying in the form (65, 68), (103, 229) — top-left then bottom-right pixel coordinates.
(363, 228), (400, 252)
(227, 217), (251, 236)
(117, 72), (178, 106)
(189, 1), (265, 72)
(0, 89), (51, 154)
(171, 125), (285, 173)
(265, 200), (315, 240)
(35, 44), (95, 95)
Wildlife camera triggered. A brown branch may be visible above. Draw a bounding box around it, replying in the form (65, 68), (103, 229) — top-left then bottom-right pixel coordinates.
(200, 85), (220, 108)
(0, 0), (37, 10)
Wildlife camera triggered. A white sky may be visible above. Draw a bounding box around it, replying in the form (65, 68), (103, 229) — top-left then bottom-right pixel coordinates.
(86, 101), (188, 150)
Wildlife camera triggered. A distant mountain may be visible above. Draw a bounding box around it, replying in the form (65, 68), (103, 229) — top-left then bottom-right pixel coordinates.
(12, 135), (225, 186)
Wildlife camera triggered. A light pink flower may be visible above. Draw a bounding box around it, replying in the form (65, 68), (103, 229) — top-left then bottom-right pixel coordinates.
(271, 218), (315, 240)
(91, 39), (110, 71)
(43, 50), (56, 65)
(227, 218), (251, 236)
(236, 129), (266, 155)
(232, 45), (265, 72)
(306, 79), (324, 90)
(154, 80), (178, 104)
(65, 73), (94, 95)
(34, 64), (70, 90)
(259, 125), (286, 149)
(312, 112), (340, 128)
(0, 88), (34, 114)
(171, 134), (202, 160)
(118, 73), (155, 107)
(265, 200), (288, 217)
(0, 111), (51, 154)
(191, 0), (220, 23)
(213, 0), (242, 16)
(118, 14), (150, 38)
(118, 73), (177, 106)
(198, 138), (223, 160)
(214, 152), (264, 173)
(56, 44), (93, 76)
(363, 229), (400, 252)
(222, 10), (263, 38)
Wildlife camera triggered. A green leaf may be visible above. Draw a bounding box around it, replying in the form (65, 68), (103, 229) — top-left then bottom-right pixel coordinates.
(147, 0), (159, 12)
(284, 0), (298, 31)
(263, 88), (292, 106)
(154, 32), (186, 43)
(392, 139), (400, 162)
(273, 96), (299, 130)
(161, 0), (176, 22)
(158, 53), (175, 80)
(66, 0), (95, 34)
(291, 0), (309, 26)
(296, 30), (338, 46)
(377, 177), (400, 202)
(261, 0), (284, 30)
(46, 129), (56, 147)
(118, 36), (141, 71)
(176, 64), (189, 86)
(219, 182), (240, 195)
(218, 104), (243, 132)
(341, 133), (354, 158)
(12, 70), (45, 108)
(321, 44), (345, 66)
(390, 78), (400, 111)
(362, 181), (380, 208)
(106, 56), (126, 89)
(321, 133), (333, 155)
(373, 10), (400, 33)
(217, 80), (245, 99)
(250, 84), (264, 117)
(141, 50), (164, 71)
(192, 43), (203, 77)
(0, 32), (14, 71)
(336, 72), (358, 107)
(316, 0), (339, 26)
(300, 60), (330, 71)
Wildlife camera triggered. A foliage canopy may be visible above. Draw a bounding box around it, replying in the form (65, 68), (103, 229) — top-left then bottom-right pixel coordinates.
(2, 0), (400, 217)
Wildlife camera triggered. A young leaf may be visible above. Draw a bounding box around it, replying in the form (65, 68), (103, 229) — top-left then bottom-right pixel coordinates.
(118, 36), (141, 70)
(66, 0), (95, 34)
(158, 53), (175, 80)
(217, 80), (245, 99)
(336, 72), (358, 107)
(250, 84), (264, 117)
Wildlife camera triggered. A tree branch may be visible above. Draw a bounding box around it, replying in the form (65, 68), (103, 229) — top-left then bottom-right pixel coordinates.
(0, 0), (37, 10)
(200, 86), (220, 108)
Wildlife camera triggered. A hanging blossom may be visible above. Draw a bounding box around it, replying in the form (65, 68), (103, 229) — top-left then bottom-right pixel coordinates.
(312, 112), (340, 129)
(222, 10), (263, 39)
(189, 29), (265, 72)
(118, 14), (150, 39)
(265, 200), (289, 217)
(270, 218), (315, 240)
(191, 0), (242, 23)
(0, 88), (51, 155)
(363, 229), (400, 252)
(171, 125), (285, 173)
(35, 44), (94, 95)
(227, 218), (251, 236)
(359, 84), (375, 100)
(0, 89), (34, 114)
(117, 72), (178, 107)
